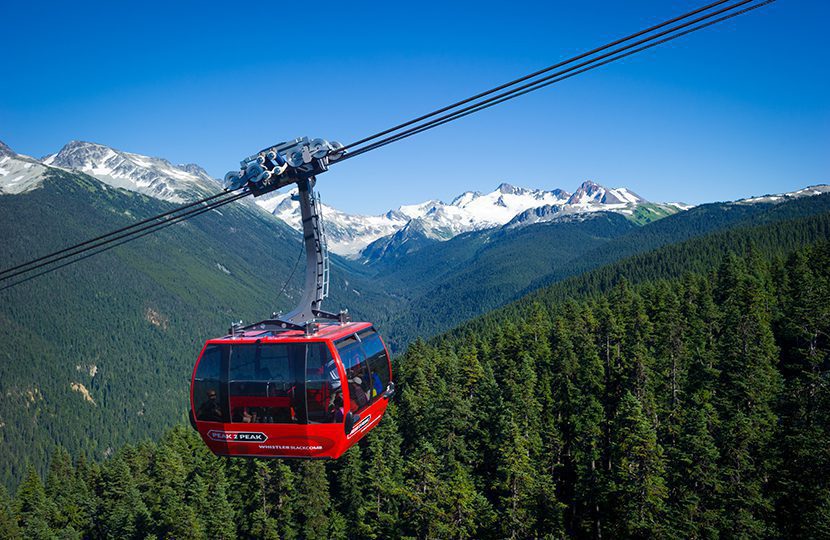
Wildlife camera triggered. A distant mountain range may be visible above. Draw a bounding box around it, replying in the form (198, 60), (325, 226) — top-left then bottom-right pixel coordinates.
(258, 180), (695, 259)
(0, 140), (691, 258)
(2, 139), (828, 263)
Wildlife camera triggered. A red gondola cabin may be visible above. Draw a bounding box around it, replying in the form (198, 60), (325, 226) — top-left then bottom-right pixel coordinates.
(190, 321), (394, 459)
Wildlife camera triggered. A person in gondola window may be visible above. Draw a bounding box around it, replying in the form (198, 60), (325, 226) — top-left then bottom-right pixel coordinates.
(197, 389), (224, 422)
(348, 375), (368, 411)
(331, 393), (345, 423)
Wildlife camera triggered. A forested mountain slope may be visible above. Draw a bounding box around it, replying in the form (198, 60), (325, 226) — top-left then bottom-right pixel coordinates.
(4, 239), (828, 539)
(383, 193), (830, 349)
(369, 213), (639, 349)
(2, 169), (829, 491)
(445, 196), (830, 347)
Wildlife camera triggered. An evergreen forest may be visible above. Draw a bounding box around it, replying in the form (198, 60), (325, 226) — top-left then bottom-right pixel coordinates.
(4, 240), (828, 539)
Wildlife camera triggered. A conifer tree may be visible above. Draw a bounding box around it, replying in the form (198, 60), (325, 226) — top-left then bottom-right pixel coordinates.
(668, 390), (721, 538)
(191, 471), (235, 540)
(72, 453), (99, 534)
(0, 484), (22, 540)
(296, 461), (332, 539)
(397, 339), (438, 449)
(714, 253), (782, 537)
(608, 391), (667, 538)
(773, 243), (830, 537)
(96, 455), (150, 540)
(148, 443), (205, 539)
(45, 447), (92, 536)
(435, 463), (493, 540)
(355, 405), (405, 539)
(570, 304), (607, 539)
(332, 444), (363, 536)
(232, 460), (296, 540)
(494, 410), (537, 538)
(401, 442), (442, 538)
(14, 465), (56, 540)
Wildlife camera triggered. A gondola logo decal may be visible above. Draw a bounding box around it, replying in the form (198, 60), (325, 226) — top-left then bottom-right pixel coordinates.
(208, 430), (268, 443)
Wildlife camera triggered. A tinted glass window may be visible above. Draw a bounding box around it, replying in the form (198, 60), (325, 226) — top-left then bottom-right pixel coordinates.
(228, 344), (306, 424)
(194, 345), (228, 422)
(337, 335), (372, 413)
(359, 329), (391, 399)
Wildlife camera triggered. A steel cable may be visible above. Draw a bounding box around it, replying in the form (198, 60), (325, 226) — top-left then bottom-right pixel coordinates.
(341, 0), (775, 160)
(333, 0), (740, 155)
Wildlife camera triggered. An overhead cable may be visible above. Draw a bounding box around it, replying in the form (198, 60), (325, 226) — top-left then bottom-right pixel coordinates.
(340, 0), (775, 160)
(0, 191), (247, 289)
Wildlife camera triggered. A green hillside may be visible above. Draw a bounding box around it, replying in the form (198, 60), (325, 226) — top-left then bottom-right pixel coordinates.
(374, 213), (636, 350)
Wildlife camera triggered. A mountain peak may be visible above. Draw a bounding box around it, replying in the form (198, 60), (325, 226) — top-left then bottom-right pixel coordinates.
(567, 180), (645, 206)
(0, 140), (14, 158)
(179, 163), (210, 177)
(451, 190), (482, 207)
(0, 141), (49, 195)
(45, 140), (112, 167)
(497, 182), (524, 195)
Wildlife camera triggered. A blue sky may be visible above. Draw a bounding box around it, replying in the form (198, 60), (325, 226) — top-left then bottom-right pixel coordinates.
(2, 0), (828, 214)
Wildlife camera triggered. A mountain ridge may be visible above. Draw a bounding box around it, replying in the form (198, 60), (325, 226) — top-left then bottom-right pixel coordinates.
(3, 139), (828, 264)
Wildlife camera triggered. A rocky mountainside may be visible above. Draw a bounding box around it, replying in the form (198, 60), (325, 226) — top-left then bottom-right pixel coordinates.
(260, 181), (689, 259)
(0, 142), (50, 195)
(42, 140), (220, 202)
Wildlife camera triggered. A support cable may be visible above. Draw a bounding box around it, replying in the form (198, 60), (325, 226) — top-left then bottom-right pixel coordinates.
(342, 0), (775, 160)
(334, 0), (740, 155)
(0, 191), (248, 289)
(338, 0), (772, 161)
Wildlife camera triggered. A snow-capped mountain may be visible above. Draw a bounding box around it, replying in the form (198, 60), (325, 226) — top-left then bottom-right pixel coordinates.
(566, 180), (644, 207)
(255, 190), (409, 256)
(255, 180), (678, 258)
(42, 141), (220, 203)
(255, 182), (576, 257)
(0, 141), (50, 195)
(738, 185), (830, 205)
(9, 138), (827, 264)
(2, 139), (680, 258)
(503, 181), (688, 229)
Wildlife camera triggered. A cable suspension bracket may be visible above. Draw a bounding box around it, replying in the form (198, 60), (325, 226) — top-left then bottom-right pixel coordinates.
(223, 137), (350, 334)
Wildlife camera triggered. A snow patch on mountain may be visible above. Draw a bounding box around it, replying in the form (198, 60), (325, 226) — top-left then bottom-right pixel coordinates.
(256, 182), (576, 257)
(738, 184), (830, 205)
(0, 141), (50, 195)
(504, 181), (673, 228)
(257, 180), (670, 258)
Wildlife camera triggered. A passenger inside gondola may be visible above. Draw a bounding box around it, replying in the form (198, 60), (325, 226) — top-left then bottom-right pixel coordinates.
(197, 389), (224, 422)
